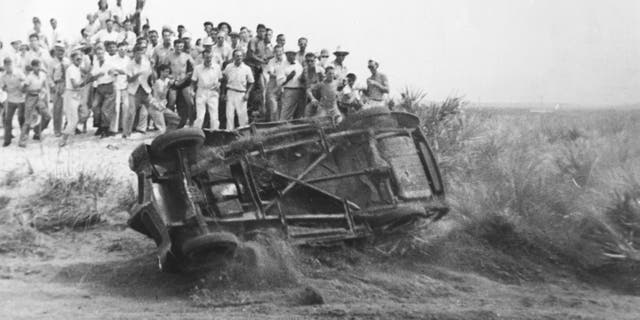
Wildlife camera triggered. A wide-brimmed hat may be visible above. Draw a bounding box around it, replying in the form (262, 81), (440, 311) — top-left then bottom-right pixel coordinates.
(202, 37), (214, 46)
(333, 46), (349, 56)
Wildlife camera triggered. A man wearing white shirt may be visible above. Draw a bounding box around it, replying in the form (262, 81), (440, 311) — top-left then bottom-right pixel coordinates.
(60, 51), (100, 147)
(212, 32), (232, 66)
(112, 0), (128, 25)
(1, 57), (26, 147)
(191, 51), (222, 130)
(19, 59), (50, 147)
(110, 42), (130, 133)
(91, 45), (117, 137)
(29, 17), (49, 50)
(50, 42), (70, 137)
(49, 19), (63, 48)
(91, 19), (119, 45)
(117, 20), (137, 50)
(123, 45), (153, 137)
(280, 48), (304, 120)
(264, 45), (286, 121)
(222, 49), (254, 130)
(85, 14), (101, 36)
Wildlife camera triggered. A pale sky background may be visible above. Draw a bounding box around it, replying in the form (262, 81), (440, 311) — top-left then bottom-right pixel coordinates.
(0, 0), (639, 105)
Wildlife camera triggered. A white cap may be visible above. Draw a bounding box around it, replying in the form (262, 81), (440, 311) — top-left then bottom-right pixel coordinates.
(202, 37), (214, 46)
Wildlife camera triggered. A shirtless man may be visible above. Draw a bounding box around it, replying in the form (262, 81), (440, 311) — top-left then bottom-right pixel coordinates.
(168, 39), (195, 128)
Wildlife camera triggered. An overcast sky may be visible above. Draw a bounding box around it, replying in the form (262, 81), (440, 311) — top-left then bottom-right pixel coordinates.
(1, 0), (639, 105)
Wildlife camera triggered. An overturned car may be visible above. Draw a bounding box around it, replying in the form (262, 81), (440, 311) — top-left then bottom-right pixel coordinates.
(128, 108), (448, 272)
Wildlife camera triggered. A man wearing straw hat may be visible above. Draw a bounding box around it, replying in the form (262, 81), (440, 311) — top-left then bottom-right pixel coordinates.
(331, 46), (349, 84)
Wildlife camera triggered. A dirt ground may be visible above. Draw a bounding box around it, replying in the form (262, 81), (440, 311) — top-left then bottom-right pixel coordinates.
(1, 132), (640, 320)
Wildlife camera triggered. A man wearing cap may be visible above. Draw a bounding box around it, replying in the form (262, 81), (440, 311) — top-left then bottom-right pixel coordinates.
(263, 44), (286, 121)
(279, 47), (304, 120)
(1, 57), (26, 147)
(332, 47), (349, 84)
(222, 49), (254, 130)
(191, 50), (222, 130)
(317, 49), (330, 69)
(123, 45), (153, 137)
(91, 45), (118, 137)
(50, 42), (70, 137)
(92, 18), (119, 45)
(19, 59), (51, 147)
(364, 60), (389, 109)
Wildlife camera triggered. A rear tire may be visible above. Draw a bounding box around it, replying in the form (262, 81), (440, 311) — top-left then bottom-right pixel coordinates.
(150, 128), (205, 161)
(181, 232), (240, 261)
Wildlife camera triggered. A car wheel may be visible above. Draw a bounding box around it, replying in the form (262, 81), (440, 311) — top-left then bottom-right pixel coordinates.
(158, 252), (182, 273)
(339, 107), (397, 130)
(181, 232), (240, 261)
(150, 128), (205, 160)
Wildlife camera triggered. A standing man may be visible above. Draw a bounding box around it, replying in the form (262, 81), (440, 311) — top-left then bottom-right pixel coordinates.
(91, 45), (117, 137)
(296, 37), (308, 65)
(168, 39), (195, 127)
(110, 42), (131, 133)
(301, 52), (324, 94)
(118, 20), (137, 50)
(245, 24), (268, 120)
(212, 32), (232, 66)
(50, 42), (70, 137)
(331, 47), (349, 84)
(85, 14), (101, 36)
(60, 51), (98, 147)
(1, 57), (26, 147)
(264, 45), (286, 121)
(49, 19), (62, 48)
(30, 17), (49, 50)
(305, 66), (341, 123)
(152, 28), (174, 73)
(123, 45), (153, 138)
(222, 49), (254, 130)
(91, 18), (119, 45)
(19, 59), (51, 147)
(191, 50), (222, 130)
(364, 59), (389, 109)
(279, 47), (304, 120)
(112, 0), (128, 25)
(275, 34), (286, 48)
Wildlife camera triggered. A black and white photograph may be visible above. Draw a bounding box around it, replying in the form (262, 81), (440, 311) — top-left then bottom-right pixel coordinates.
(1, 0), (639, 319)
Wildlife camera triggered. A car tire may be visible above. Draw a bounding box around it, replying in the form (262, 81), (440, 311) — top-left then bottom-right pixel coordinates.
(158, 252), (182, 273)
(339, 107), (397, 130)
(181, 231), (240, 260)
(150, 128), (205, 160)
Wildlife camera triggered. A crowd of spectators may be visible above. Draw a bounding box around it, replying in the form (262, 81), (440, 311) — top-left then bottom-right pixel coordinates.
(0, 0), (389, 148)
